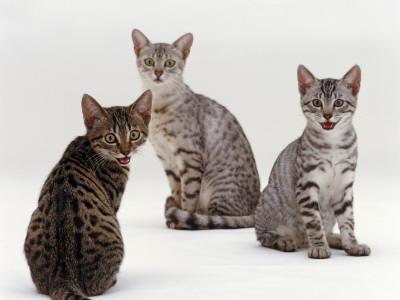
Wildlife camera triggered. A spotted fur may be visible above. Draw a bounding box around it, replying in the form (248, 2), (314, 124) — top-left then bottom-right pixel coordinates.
(24, 91), (152, 299)
(131, 29), (260, 229)
(255, 65), (370, 258)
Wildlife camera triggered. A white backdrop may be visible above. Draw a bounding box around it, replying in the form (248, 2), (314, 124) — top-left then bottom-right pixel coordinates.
(1, 0), (399, 299)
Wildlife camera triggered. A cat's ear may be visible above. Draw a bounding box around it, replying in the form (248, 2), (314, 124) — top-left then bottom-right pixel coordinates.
(129, 90), (152, 126)
(297, 65), (316, 95)
(341, 65), (361, 96)
(82, 94), (108, 130)
(173, 33), (193, 60)
(131, 29), (150, 56)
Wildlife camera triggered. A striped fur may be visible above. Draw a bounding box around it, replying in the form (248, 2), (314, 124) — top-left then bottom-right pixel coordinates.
(24, 92), (151, 299)
(132, 29), (260, 229)
(165, 197), (255, 229)
(255, 65), (370, 258)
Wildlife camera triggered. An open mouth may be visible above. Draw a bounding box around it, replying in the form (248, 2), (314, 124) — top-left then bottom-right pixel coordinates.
(117, 156), (130, 165)
(321, 122), (336, 130)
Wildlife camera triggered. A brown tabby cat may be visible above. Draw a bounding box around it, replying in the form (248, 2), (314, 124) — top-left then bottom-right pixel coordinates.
(24, 91), (152, 299)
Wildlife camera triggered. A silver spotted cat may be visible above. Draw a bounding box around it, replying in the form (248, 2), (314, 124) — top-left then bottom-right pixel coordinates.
(255, 65), (371, 258)
(131, 29), (260, 229)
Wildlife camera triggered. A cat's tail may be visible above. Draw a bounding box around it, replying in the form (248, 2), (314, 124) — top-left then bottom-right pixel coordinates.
(50, 281), (90, 300)
(165, 196), (255, 229)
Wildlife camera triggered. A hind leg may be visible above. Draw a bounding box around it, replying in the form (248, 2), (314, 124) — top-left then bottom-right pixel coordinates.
(206, 184), (250, 217)
(274, 236), (297, 252)
(327, 233), (342, 249)
(83, 245), (122, 296)
(255, 203), (299, 252)
(85, 272), (118, 296)
(256, 228), (298, 252)
(255, 186), (301, 252)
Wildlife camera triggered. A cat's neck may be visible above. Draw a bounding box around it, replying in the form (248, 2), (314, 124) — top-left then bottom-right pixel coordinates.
(142, 78), (190, 110)
(303, 121), (356, 146)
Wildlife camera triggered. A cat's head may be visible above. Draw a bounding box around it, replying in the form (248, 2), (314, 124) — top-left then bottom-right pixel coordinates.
(131, 29), (193, 90)
(297, 65), (361, 131)
(81, 90), (152, 166)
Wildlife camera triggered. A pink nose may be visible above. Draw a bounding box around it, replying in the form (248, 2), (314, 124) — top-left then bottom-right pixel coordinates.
(121, 150), (130, 156)
(154, 71), (163, 77)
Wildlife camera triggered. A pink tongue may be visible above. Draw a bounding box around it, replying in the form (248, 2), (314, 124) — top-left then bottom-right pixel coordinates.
(119, 157), (130, 164)
(323, 122), (333, 129)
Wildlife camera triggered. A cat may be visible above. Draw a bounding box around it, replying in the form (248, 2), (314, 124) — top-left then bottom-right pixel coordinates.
(24, 91), (152, 299)
(255, 65), (371, 259)
(131, 29), (260, 229)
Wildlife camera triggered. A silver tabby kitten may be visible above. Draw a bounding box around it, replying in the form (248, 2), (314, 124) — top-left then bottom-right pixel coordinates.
(131, 29), (260, 229)
(255, 65), (371, 258)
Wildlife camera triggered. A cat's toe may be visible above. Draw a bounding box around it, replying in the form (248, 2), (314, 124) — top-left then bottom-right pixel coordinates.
(166, 220), (177, 229)
(345, 244), (371, 256)
(110, 276), (117, 288)
(308, 246), (331, 259)
(274, 236), (297, 252)
(327, 234), (342, 249)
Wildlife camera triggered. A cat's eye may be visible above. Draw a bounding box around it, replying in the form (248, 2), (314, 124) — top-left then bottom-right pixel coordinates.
(130, 130), (141, 141)
(105, 133), (117, 144)
(165, 59), (175, 67)
(144, 58), (154, 66)
(334, 99), (344, 107)
(312, 99), (322, 107)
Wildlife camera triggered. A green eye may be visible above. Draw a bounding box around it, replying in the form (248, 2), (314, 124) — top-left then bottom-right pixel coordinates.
(130, 130), (141, 141)
(105, 133), (116, 144)
(165, 59), (175, 67)
(334, 99), (344, 107)
(144, 58), (154, 66)
(312, 99), (322, 107)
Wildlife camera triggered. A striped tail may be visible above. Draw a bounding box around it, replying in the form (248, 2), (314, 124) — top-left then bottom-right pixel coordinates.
(50, 281), (90, 300)
(165, 196), (255, 229)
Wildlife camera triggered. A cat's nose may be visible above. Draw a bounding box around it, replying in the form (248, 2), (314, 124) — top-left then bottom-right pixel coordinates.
(154, 71), (163, 78)
(121, 150), (130, 156)
(323, 113), (332, 120)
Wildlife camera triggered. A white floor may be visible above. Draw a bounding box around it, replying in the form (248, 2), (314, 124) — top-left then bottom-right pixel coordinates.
(1, 162), (399, 300)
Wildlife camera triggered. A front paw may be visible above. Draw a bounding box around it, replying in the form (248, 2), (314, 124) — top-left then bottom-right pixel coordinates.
(166, 219), (177, 229)
(308, 246), (331, 259)
(344, 244), (371, 256)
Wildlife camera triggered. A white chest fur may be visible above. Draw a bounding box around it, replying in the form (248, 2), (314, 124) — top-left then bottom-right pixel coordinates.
(148, 98), (188, 176)
(305, 147), (357, 208)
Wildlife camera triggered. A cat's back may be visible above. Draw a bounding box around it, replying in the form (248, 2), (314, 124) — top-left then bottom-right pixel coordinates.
(268, 137), (301, 188)
(190, 93), (253, 152)
(24, 136), (122, 296)
(256, 138), (301, 228)
(191, 92), (238, 125)
(39, 136), (110, 210)
(192, 92), (260, 206)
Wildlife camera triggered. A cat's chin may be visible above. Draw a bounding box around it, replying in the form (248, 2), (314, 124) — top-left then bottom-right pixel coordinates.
(143, 78), (166, 90)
